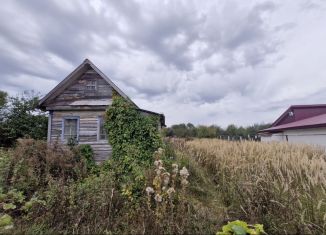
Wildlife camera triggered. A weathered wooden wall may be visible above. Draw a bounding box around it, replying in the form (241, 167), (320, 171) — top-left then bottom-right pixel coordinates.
(48, 69), (113, 107)
(50, 110), (111, 162)
(42, 62), (165, 164)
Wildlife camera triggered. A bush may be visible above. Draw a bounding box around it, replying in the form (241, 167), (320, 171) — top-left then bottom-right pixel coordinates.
(2, 139), (89, 195)
(217, 220), (265, 235)
(0, 149), (11, 189)
(0, 91), (47, 148)
(19, 149), (216, 234)
(77, 144), (98, 173)
(24, 172), (121, 234)
(105, 95), (162, 197)
(105, 95), (162, 165)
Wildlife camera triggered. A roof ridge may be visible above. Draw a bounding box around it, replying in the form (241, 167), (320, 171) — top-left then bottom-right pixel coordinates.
(290, 104), (326, 108)
(260, 112), (326, 133)
(38, 59), (139, 108)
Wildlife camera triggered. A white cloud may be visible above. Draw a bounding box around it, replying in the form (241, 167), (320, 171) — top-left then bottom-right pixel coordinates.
(0, 0), (325, 127)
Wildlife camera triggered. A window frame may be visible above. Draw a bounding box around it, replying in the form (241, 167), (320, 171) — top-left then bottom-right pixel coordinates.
(86, 80), (97, 91)
(61, 116), (80, 142)
(97, 116), (107, 141)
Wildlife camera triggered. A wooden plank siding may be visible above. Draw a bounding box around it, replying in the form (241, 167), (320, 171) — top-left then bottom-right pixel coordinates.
(50, 110), (111, 162)
(46, 69), (113, 163)
(39, 60), (165, 164)
(47, 69), (113, 107)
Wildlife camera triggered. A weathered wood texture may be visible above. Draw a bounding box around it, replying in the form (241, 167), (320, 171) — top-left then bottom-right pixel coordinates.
(48, 69), (113, 107)
(41, 61), (165, 164)
(50, 110), (111, 162)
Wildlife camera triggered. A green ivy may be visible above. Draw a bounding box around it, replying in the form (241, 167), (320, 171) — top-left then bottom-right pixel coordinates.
(217, 220), (265, 235)
(77, 144), (98, 173)
(105, 94), (162, 197)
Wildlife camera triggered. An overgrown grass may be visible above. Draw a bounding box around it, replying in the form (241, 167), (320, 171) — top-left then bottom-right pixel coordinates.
(171, 138), (326, 235)
(0, 140), (219, 234)
(2, 137), (325, 234)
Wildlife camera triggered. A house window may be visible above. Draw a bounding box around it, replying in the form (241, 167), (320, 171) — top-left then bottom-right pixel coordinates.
(62, 117), (79, 142)
(98, 116), (107, 141)
(86, 80), (97, 90)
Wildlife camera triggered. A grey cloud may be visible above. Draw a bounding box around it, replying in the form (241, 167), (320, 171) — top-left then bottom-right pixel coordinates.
(0, 0), (325, 126)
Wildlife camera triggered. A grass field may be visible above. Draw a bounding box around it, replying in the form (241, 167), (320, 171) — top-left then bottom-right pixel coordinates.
(172, 138), (326, 234)
(1, 138), (326, 234)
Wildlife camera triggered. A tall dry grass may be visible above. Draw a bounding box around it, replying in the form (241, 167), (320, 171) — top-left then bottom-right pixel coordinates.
(172, 139), (326, 235)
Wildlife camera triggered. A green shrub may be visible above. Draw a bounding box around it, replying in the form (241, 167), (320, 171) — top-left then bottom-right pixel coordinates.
(217, 220), (265, 235)
(76, 144), (98, 173)
(0, 91), (47, 148)
(0, 213), (13, 232)
(3, 139), (89, 195)
(105, 95), (162, 165)
(23, 172), (121, 234)
(105, 95), (162, 197)
(20, 150), (216, 234)
(0, 149), (11, 189)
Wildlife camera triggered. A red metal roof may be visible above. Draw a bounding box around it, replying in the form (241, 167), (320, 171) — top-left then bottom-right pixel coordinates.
(260, 104), (326, 133)
(271, 104), (326, 127)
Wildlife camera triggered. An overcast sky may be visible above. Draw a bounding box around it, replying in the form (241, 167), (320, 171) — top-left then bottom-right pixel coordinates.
(0, 0), (326, 127)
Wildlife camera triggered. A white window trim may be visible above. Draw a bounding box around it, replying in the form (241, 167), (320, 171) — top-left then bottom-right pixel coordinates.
(97, 116), (107, 142)
(62, 116), (80, 142)
(86, 80), (97, 91)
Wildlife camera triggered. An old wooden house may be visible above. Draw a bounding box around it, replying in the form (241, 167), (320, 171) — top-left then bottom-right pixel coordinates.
(39, 59), (165, 162)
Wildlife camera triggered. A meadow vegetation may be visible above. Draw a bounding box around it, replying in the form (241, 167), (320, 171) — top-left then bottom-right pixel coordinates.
(172, 138), (326, 234)
(0, 96), (213, 234)
(0, 93), (325, 234)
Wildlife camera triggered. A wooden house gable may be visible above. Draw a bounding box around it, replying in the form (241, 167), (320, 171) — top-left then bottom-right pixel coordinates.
(39, 59), (137, 110)
(46, 69), (113, 109)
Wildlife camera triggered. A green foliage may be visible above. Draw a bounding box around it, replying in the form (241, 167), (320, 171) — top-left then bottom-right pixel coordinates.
(3, 203), (16, 210)
(67, 136), (78, 149)
(77, 144), (97, 173)
(0, 90), (48, 147)
(105, 95), (162, 197)
(2, 139), (88, 195)
(0, 213), (13, 231)
(217, 220), (265, 235)
(21, 197), (46, 212)
(106, 95), (162, 164)
(0, 91), (7, 108)
(0, 187), (46, 233)
(20, 149), (216, 234)
(164, 123), (270, 139)
(197, 125), (220, 138)
(26, 172), (120, 234)
(0, 149), (11, 189)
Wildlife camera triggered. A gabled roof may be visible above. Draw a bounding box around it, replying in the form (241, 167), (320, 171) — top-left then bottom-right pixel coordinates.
(38, 59), (138, 108)
(271, 104), (326, 127)
(260, 104), (326, 133)
(261, 113), (326, 133)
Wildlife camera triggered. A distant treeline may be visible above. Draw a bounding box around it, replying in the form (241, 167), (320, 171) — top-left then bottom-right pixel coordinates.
(162, 123), (271, 140)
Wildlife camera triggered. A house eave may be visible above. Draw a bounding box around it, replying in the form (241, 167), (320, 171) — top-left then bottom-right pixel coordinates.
(259, 123), (326, 134)
(38, 58), (139, 109)
(46, 106), (108, 111)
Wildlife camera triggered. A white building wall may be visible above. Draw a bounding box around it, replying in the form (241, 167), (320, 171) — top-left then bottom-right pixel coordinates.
(284, 128), (326, 148)
(261, 127), (326, 149)
(261, 133), (284, 142)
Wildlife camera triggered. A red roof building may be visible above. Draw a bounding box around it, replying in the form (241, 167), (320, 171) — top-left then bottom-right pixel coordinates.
(259, 105), (326, 147)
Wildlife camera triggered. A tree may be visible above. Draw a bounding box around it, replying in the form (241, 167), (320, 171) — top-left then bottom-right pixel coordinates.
(0, 91), (48, 147)
(186, 123), (196, 137)
(170, 124), (188, 138)
(0, 91), (7, 108)
(225, 124), (238, 137)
